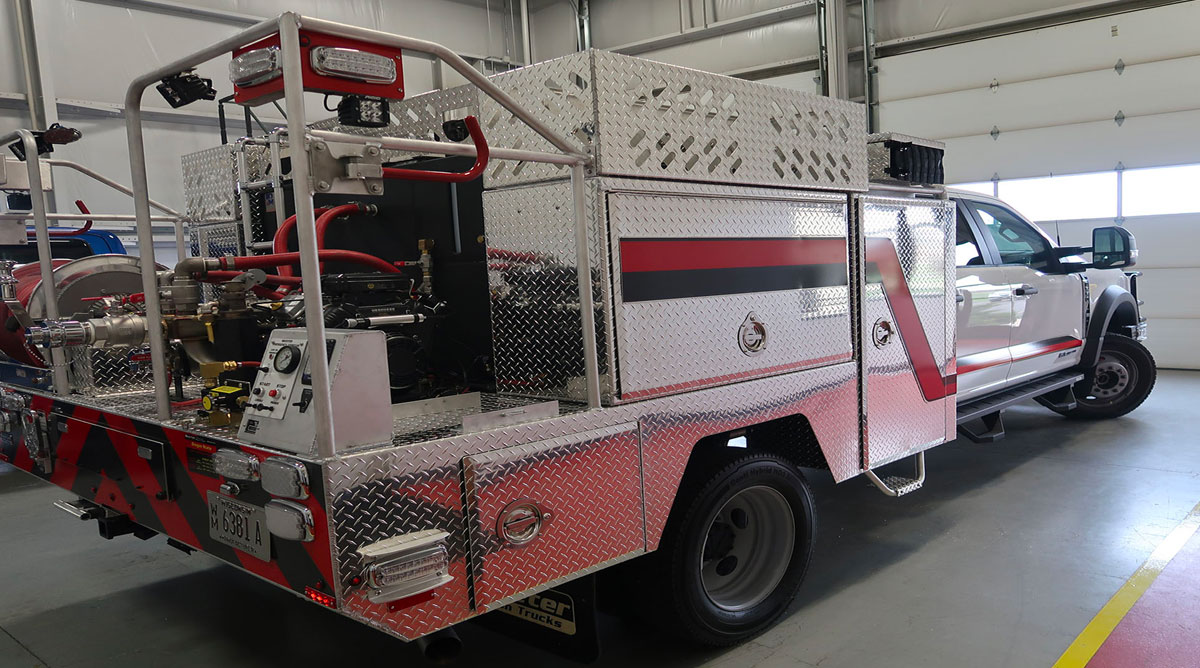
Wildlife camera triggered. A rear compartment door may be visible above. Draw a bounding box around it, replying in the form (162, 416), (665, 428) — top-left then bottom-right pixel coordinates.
(462, 423), (643, 610)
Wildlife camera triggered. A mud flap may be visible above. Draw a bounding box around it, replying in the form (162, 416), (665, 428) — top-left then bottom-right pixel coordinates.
(472, 574), (600, 663)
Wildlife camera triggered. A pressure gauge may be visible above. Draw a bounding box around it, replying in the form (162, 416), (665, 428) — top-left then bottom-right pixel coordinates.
(273, 344), (302, 374)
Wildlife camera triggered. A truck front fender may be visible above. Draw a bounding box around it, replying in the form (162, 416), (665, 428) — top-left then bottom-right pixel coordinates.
(1080, 284), (1139, 368)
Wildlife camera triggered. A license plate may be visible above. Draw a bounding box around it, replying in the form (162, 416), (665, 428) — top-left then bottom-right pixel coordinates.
(207, 491), (270, 561)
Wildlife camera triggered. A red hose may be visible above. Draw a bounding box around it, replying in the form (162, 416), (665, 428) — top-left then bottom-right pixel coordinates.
(221, 250), (401, 275)
(28, 199), (94, 238)
(315, 204), (369, 271)
(273, 208), (330, 276)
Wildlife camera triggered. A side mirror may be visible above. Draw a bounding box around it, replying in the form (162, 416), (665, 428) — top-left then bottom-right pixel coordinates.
(1092, 226), (1137, 268)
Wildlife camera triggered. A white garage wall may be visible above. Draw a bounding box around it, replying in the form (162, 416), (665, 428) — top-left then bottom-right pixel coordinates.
(1041, 214), (1199, 370)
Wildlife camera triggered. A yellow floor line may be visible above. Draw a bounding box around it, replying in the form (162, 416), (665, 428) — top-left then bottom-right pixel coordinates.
(1052, 500), (1200, 668)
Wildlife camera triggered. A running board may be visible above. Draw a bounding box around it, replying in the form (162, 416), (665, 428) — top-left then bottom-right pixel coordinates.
(957, 371), (1084, 443)
(865, 452), (925, 497)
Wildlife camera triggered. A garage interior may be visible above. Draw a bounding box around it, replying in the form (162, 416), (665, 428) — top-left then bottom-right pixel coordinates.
(1, 1), (1198, 667)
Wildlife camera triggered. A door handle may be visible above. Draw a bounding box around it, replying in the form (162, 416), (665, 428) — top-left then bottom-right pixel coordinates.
(1014, 284), (1039, 296)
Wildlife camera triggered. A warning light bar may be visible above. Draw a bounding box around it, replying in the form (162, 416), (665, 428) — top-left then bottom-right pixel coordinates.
(310, 46), (396, 84)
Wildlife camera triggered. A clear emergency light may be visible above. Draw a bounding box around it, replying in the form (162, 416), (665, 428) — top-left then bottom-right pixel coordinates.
(358, 529), (454, 603)
(229, 46), (281, 87)
(310, 46), (397, 84)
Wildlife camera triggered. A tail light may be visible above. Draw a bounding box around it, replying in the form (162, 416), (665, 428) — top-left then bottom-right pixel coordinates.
(260, 457), (310, 499)
(212, 449), (259, 481)
(265, 499), (314, 542)
(357, 529), (453, 603)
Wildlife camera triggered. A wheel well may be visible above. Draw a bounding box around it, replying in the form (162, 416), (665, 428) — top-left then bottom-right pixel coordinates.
(1107, 300), (1138, 333)
(683, 413), (829, 481)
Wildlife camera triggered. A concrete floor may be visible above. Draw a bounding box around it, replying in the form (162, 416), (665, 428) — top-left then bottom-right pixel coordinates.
(2, 370), (1198, 668)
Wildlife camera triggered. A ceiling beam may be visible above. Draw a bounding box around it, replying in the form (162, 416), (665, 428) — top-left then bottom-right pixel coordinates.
(610, 1), (817, 55)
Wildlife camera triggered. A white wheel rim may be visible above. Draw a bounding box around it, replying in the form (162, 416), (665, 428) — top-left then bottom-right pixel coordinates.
(700, 485), (795, 612)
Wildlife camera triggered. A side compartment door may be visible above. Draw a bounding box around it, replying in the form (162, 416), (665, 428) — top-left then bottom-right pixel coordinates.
(462, 424), (644, 609)
(954, 201), (1014, 401)
(967, 200), (1084, 385)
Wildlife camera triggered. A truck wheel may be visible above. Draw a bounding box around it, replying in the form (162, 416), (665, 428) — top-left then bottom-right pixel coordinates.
(1059, 334), (1156, 420)
(645, 454), (816, 646)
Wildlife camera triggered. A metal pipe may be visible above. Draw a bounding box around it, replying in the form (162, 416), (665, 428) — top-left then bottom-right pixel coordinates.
(44, 160), (183, 218)
(14, 0), (50, 130)
(820, 0), (849, 99)
(297, 16), (589, 162)
(570, 163), (601, 410)
(123, 15), (281, 420)
(307, 129), (579, 166)
(2, 130), (70, 393)
(519, 0), (532, 64)
(344, 314), (425, 328)
(861, 0), (877, 132)
(279, 14), (337, 459)
(235, 140), (256, 255)
(0, 213), (183, 222)
(268, 129), (288, 241)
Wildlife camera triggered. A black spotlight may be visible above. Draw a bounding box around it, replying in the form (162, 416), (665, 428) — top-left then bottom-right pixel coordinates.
(337, 95), (390, 128)
(8, 123), (82, 161)
(441, 119), (470, 142)
(156, 70), (216, 108)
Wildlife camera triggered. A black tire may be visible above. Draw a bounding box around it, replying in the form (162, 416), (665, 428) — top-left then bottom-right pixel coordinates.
(1055, 333), (1156, 420)
(637, 453), (816, 646)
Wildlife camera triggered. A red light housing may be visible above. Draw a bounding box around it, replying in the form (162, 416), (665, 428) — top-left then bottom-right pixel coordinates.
(231, 30), (405, 106)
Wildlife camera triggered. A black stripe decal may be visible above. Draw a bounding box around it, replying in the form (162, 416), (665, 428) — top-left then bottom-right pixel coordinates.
(622, 263), (848, 303)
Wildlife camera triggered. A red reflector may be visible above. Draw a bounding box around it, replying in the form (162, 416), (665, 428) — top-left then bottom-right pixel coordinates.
(305, 586), (337, 608)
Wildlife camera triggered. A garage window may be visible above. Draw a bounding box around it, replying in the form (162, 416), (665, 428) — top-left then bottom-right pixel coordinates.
(1123, 164), (1200, 217)
(997, 171), (1117, 222)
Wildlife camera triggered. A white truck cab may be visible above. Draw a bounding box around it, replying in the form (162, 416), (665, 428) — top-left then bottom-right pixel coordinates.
(950, 189), (1152, 436)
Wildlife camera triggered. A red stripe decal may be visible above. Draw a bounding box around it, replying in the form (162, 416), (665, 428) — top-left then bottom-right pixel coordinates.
(865, 238), (954, 401)
(104, 414), (202, 549)
(959, 338), (1081, 374)
(620, 238), (847, 273)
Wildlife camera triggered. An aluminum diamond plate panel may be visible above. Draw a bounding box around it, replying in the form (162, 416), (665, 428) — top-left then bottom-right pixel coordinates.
(859, 195), (955, 467)
(482, 179), (614, 402)
(478, 50), (868, 190)
(480, 52), (593, 188)
(464, 423), (643, 609)
(606, 190), (851, 399)
(324, 360), (859, 640)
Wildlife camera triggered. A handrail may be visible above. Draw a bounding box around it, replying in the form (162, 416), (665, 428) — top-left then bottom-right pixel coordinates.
(44, 159), (184, 218)
(121, 12), (602, 439)
(381, 116), (489, 183)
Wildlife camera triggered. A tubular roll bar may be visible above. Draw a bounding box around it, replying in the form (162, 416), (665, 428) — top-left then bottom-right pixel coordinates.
(123, 13), (598, 459)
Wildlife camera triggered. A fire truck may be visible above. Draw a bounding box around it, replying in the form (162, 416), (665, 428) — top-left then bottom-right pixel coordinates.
(0, 12), (1147, 661)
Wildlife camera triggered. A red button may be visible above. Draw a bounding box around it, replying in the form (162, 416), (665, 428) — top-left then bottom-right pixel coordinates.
(268, 389), (278, 397)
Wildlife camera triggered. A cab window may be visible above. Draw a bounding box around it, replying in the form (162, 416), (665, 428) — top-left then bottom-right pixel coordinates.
(955, 208), (984, 267)
(970, 201), (1056, 271)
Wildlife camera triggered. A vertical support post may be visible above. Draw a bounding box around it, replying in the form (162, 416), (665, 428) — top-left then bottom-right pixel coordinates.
(861, 0), (878, 132)
(124, 105), (172, 419)
(15, 0), (59, 212)
(234, 142), (254, 255)
(818, 0), (849, 99)
(279, 14), (337, 458)
(570, 163), (600, 409)
(1115, 161), (1125, 226)
(577, 0), (592, 51)
(174, 223), (186, 263)
(519, 0), (532, 65)
(19, 132), (69, 394)
(269, 130), (288, 239)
